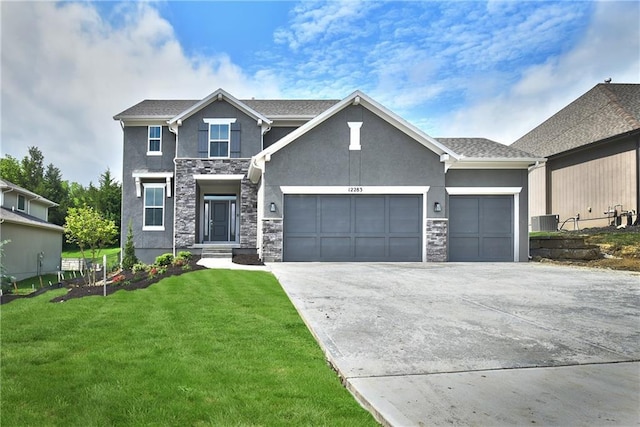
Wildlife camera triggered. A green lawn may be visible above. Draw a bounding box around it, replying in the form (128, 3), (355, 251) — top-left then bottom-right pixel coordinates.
(1, 269), (377, 426)
(62, 246), (121, 268)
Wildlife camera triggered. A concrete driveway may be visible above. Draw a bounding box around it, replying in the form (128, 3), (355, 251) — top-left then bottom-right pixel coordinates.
(269, 262), (640, 426)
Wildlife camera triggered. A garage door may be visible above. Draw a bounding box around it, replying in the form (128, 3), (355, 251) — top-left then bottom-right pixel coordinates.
(449, 195), (514, 262)
(283, 194), (422, 262)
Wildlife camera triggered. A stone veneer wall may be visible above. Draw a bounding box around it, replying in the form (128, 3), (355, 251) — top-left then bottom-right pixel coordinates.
(261, 219), (283, 262)
(426, 219), (448, 262)
(174, 158), (257, 249)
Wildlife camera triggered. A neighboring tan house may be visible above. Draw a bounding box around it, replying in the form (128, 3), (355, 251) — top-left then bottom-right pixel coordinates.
(0, 179), (63, 281)
(114, 89), (541, 263)
(512, 83), (640, 229)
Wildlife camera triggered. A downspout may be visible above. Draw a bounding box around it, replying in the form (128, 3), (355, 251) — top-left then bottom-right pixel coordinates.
(169, 120), (181, 257)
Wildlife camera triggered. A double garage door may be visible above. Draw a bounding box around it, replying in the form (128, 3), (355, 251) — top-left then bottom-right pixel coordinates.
(283, 194), (422, 262)
(449, 195), (514, 262)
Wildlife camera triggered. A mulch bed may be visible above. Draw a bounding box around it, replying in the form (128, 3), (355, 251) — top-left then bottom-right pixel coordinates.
(1, 253), (265, 305)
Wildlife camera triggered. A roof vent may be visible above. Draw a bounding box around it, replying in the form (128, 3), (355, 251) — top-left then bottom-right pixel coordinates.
(604, 77), (612, 84)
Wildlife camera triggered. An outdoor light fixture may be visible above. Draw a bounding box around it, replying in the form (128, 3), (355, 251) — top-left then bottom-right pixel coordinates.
(434, 202), (442, 212)
(270, 202), (277, 213)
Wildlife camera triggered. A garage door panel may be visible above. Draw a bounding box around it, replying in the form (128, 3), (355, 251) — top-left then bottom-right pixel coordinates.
(285, 237), (318, 261)
(285, 196), (317, 233)
(320, 237), (351, 260)
(389, 237), (422, 261)
(321, 197), (351, 233)
(482, 237), (512, 260)
(449, 198), (480, 234)
(482, 197), (513, 233)
(449, 237), (480, 261)
(355, 197), (385, 233)
(355, 237), (386, 258)
(389, 196), (422, 233)
(284, 194), (422, 262)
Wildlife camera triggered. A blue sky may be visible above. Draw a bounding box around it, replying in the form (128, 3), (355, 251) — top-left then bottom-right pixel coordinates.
(1, 1), (639, 185)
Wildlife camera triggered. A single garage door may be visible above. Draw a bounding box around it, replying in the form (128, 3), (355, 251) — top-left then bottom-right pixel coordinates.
(283, 194), (422, 262)
(449, 195), (514, 261)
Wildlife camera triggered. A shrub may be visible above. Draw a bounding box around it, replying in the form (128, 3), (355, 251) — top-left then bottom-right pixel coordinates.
(155, 253), (174, 267)
(132, 263), (149, 274)
(148, 266), (159, 279)
(177, 251), (193, 261)
(122, 221), (139, 271)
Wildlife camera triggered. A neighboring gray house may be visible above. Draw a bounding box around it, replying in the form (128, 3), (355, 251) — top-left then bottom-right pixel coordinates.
(512, 83), (639, 229)
(0, 179), (63, 281)
(114, 89), (541, 263)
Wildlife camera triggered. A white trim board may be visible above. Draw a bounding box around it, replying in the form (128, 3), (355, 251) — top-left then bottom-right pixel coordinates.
(446, 187), (521, 262)
(280, 186), (430, 194)
(193, 174), (245, 181)
(446, 187), (522, 195)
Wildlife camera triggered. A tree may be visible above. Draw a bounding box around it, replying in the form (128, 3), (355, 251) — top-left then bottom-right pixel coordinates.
(21, 146), (45, 193)
(64, 207), (118, 285)
(121, 221), (138, 271)
(42, 164), (67, 225)
(0, 155), (23, 185)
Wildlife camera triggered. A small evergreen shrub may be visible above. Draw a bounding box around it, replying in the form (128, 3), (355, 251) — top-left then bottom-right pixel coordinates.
(177, 251), (193, 261)
(122, 221), (139, 270)
(155, 253), (174, 267)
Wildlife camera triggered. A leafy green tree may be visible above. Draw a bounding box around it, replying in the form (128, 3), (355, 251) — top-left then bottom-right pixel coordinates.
(64, 206), (118, 285)
(0, 155), (23, 185)
(121, 221), (138, 271)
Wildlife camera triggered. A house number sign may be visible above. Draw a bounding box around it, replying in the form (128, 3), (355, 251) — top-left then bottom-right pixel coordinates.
(347, 187), (364, 192)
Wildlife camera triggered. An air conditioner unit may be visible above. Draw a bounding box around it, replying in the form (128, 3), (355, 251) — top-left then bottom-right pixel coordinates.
(532, 214), (559, 231)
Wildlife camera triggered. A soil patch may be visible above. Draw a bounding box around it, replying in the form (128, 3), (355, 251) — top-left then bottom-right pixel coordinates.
(233, 254), (264, 265)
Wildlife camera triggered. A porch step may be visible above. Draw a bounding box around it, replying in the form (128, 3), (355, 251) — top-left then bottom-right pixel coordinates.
(200, 247), (233, 259)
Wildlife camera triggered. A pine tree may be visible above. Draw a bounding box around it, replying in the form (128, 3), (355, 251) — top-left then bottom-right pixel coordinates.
(122, 221), (138, 271)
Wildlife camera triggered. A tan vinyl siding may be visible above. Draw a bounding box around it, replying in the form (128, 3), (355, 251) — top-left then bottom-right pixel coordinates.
(528, 164), (547, 221)
(550, 148), (637, 228)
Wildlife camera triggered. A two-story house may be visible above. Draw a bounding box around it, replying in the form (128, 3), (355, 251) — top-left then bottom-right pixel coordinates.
(0, 179), (63, 281)
(114, 89), (541, 264)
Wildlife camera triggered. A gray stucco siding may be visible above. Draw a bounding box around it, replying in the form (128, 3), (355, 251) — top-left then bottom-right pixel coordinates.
(121, 176), (174, 264)
(177, 101), (262, 158)
(263, 126), (297, 149)
(122, 126), (176, 173)
(445, 169), (529, 262)
(263, 105), (445, 218)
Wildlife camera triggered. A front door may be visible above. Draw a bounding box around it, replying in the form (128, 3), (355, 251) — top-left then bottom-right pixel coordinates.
(203, 195), (237, 243)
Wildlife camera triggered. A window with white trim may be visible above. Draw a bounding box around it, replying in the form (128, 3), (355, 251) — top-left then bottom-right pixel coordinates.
(209, 123), (230, 158)
(17, 194), (26, 211)
(148, 126), (162, 155)
(143, 184), (165, 230)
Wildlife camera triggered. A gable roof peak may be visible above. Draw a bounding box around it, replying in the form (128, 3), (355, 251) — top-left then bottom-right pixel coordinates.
(168, 88), (271, 126)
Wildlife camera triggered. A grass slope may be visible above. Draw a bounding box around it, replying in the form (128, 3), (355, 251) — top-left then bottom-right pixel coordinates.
(1, 269), (377, 426)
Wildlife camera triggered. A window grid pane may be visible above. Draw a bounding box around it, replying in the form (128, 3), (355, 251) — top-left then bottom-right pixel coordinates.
(144, 186), (164, 227)
(209, 124), (230, 157)
(148, 126), (161, 152)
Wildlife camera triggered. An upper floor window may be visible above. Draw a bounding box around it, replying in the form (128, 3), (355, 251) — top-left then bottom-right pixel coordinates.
(143, 184), (165, 230)
(17, 194), (26, 211)
(203, 118), (236, 158)
(148, 126), (162, 155)
(209, 123), (230, 158)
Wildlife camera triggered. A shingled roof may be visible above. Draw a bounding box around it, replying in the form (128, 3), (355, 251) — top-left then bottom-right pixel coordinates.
(512, 83), (640, 158)
(437, 138), (538, 159)
(114, 99), (339, 120)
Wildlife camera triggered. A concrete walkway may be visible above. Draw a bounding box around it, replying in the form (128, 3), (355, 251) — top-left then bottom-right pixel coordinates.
(269, 262), (640, 426)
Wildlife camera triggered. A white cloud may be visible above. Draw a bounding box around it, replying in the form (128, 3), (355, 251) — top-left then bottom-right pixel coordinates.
(437, 0), (640, 144)
(1, 2), (279, 185)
